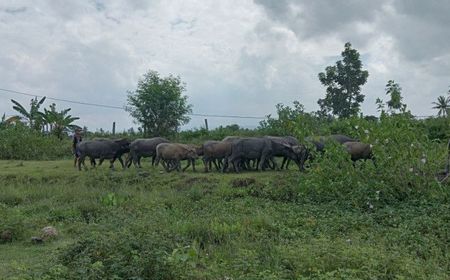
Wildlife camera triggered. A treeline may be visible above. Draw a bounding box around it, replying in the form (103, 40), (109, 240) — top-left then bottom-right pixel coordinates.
(0, 105), (448, 161)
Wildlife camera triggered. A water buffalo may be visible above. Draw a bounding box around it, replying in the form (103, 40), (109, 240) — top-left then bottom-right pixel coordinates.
(343, 141), (375, 165)
(226, 137), (292, 173)
(264, 137), (308, 171)
(155, 143), (199, 172)
(126, 137), (169, 168)
(264, 136), (301, 169)
(77, 139), (130, 171)
(202, 141), (232, 172)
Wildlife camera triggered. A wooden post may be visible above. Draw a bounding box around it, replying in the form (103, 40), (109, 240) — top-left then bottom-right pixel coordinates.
(112, 122), (116, 135)
(204, 119), (208, 131)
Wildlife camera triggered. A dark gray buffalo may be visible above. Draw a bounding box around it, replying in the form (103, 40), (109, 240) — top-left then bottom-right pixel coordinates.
(77, 139), (130, 171)
(264, 136), (301, 169)
(225, 137), (306, 173)
(264, 136), (308, 171)
(126, 137), (169, 168)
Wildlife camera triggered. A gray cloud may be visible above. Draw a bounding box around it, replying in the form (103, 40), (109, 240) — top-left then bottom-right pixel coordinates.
(254, 0), (384, 41)
(0, 0), (448, 132)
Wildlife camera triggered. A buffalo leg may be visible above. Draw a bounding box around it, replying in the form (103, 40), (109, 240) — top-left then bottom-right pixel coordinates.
(281, 157), (290, 169)
(78, 155), (84, 171)
(117, 156), (125, 168)
(124, 154), (132, 168)
(175, 160), (182, 172)
(232, 159), (240, 173)
(137, 156), (142, 168)
(203, 157), (209, 172)
(212, 159), (220, 171)
(259, 154), (267, 171)
(161, 160), (169, 172)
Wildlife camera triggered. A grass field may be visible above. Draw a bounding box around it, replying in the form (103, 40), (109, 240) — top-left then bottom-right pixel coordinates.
(0, 159), (449, 279)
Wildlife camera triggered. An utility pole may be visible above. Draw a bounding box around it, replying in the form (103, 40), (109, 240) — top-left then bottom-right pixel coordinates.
(112, 122), (116, 136)
(204, 119), (208, 131)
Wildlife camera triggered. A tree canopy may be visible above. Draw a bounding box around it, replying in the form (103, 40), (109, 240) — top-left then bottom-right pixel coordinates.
(126, 70), (192, 136)
(9, 98), (79, 138)
(318, 42), (369, 118)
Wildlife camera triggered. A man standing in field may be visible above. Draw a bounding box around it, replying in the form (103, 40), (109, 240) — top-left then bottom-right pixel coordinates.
(72, 128), (83, 167)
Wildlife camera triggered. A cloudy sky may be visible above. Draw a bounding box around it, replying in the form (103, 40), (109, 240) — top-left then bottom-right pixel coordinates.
(1, 0), (449, 132)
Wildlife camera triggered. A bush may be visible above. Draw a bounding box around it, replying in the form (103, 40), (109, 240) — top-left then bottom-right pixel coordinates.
(0, 125), (70, 160)
(46, 226), (176, 279)
(0, 204), (27, 242)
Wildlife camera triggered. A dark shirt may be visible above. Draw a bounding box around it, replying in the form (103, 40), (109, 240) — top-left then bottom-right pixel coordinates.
(73, 135), (82, 151)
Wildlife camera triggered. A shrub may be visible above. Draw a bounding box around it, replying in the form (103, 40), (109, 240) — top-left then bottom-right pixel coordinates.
(0, 125), (69, 160)
(47, 227), (176, 279)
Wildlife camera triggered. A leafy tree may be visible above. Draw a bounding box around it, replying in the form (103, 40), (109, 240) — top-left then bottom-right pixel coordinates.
(383, 80), (408, 114)
(43, 103), (80, 139)
(318, 42), (369, 118)
(126, 70), (192, 136)
(432, 88), (450, 117)
(11, 97), (46, 131)
(376, 81), (410, 117)
(259, 101), (305, 134)
(259, 101), (321, 137)
(375, 98), (385, 113)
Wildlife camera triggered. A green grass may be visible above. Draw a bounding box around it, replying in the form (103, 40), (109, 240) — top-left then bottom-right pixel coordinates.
(0, 159), (449, 279)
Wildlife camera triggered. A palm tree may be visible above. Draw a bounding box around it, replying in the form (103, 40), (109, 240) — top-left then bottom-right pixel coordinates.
(43, 103), (80, 139)
(11, 97), (46, 130)
(432, 95), (450, 117)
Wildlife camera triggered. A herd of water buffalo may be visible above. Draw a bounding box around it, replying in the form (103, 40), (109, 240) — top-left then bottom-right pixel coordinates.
(75, 134), (375, 173)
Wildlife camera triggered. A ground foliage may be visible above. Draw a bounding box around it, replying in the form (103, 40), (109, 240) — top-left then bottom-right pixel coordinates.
(0, 114), (449, 279)
(0, 124), (70, 160)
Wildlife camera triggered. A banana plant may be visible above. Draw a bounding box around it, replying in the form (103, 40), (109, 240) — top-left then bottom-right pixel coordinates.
(11, 97), (46, 131)
(43, 103), (80, 139)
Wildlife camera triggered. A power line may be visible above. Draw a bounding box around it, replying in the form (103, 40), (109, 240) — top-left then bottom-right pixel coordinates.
(0, 88), (124, 110)
(0, 87), (266, 119)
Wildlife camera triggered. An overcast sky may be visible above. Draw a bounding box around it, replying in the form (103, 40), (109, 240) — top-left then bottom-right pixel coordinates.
(1, 0), (449, 132)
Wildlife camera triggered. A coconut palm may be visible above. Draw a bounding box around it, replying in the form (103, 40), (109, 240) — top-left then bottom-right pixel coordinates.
(432, 95), (450, 117)
(11, 97), (46, 130)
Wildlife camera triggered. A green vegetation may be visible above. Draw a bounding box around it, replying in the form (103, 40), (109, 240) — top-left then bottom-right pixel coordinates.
(126, 70), (192, 137)
(1, 111), (449, 279)
(0, 124), (70, 160)
(432, 89), (450, 118)
(10, 98), (79, 137)
(1, 46), (449, 277)
(318, 42), (369, 118)
(0, 154), (449, 279)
